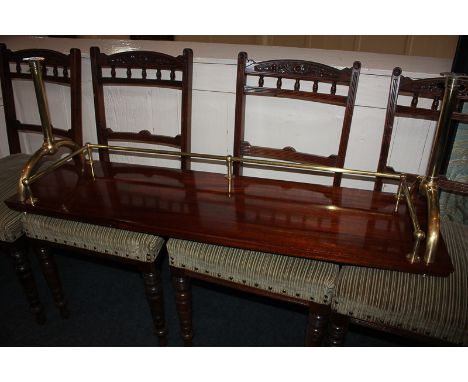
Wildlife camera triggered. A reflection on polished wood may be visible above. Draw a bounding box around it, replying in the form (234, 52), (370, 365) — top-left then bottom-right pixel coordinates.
(6, 161), (453, 276)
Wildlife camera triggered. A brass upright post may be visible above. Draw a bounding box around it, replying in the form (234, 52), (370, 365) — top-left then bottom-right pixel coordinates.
(24, 58), (54, 150)
(421, 72), (468, 264)
(18, 57), (83, 203)
(426, 74), (465, 180)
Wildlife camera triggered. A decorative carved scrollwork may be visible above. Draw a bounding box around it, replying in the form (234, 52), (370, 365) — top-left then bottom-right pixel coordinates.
(10, 49), (69, 67)
(105, 51), (182, 68)
(399, 77), (445, 97)
(248, 60), (346, 81)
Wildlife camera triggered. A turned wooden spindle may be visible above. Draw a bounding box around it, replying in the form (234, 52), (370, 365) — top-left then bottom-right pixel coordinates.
(294, 78), (300, 91)
(276, 77), (282, 89)
(313, 80), (318, 93)
(259, 75), (264, 87)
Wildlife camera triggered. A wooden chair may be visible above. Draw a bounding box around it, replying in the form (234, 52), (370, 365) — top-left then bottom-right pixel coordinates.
(167, 51), (361, 345)
(20, 47), (193, 345)
(0, 43), (82, 323)
(374, 67), (468, 191)
(328, 69), (468, 346)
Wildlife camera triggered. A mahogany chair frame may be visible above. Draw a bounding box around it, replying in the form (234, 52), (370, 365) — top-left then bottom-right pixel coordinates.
(0, 43), (82, 323)
(26, 47), (194, 345)
(233, 51), (361, 186)
(170, 52), (361, 346)
(90, 46), (192, 170)
(374, 67), (468, 191)
(328, 69), (468, 346)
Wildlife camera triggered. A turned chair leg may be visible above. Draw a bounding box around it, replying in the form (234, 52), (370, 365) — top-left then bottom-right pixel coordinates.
(172, 271), (193, 346)
(327, 313), (349, 346)
(143, 262), (167, 346)
(35, 244), (69, 319)
(9, 239), (46, 324)
(305, 303), (329, 346)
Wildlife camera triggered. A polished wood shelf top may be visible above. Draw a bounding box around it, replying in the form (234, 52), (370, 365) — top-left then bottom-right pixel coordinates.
(6, 161), (453, 276)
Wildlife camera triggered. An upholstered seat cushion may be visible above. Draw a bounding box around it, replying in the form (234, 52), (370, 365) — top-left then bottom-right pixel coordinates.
(22, 214), (165, 262)
(167, 239), (339, 304)
(0, 153), (30, 243)
(333, 221), (468, 345)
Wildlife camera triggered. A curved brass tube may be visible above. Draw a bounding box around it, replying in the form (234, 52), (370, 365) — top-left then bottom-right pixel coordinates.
(420, 179), (440, 265)
(19, 139), (84, 203)
(18, 58), (84, 204)
(24, 57), (54, 150)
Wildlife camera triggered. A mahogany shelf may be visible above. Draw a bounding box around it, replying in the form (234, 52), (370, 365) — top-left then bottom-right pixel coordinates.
(5, 161), (453, 276)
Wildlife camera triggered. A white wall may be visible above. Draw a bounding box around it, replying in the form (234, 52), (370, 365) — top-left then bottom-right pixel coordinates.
(0, 36), (451, 191)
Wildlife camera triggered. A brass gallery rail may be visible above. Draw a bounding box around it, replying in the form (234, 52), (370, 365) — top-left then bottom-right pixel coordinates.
(20, 141), (429, 266)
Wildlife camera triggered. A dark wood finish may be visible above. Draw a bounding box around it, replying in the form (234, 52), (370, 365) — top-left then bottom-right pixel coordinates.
(439, 177), (468, 194)
(89, 46), (193, 170)
(6, 161), (453, 275)
(172, 270), (193, 346)
(233, 52), (361, 187)
(2, 238), (46, 324)
(241, 141), (339, 167)
(376, 70), (445, 192)
(375, 68), (468, 191)
(0, 43), (82, 154)
(305, 303), (330, 346)
(35, 244), (69, 319)
(327, 313), (349, 346)
(233, 52), (247, 176)
(143, 261), (167, 346)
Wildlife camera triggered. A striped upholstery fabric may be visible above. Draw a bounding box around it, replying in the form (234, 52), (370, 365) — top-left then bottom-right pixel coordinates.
(167, 239), (339, 304)
(333, 221), (468, 345)
(22, 214), (165, 262)
(0, 153), (30, 243)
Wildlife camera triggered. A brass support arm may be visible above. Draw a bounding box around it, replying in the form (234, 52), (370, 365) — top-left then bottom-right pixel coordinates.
(18, 58), (84, 204)
(422, 72), (468, 264)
